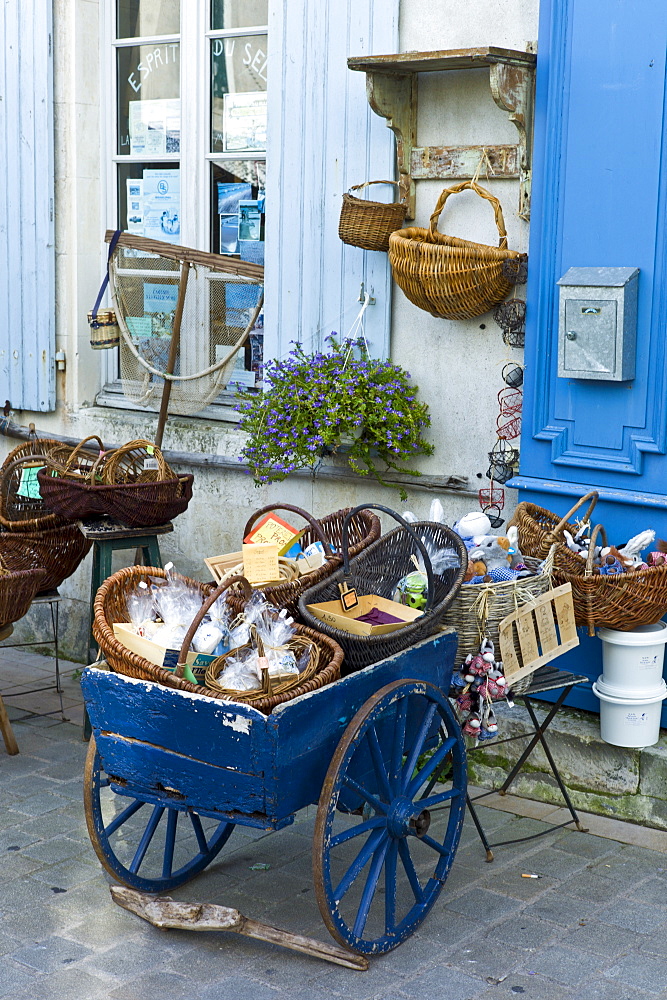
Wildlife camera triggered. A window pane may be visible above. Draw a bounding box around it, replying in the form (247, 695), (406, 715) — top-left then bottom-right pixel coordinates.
(211, 0), (267, 30)
(210, 35), (267, 154)
(210, 162), (265, 257)
(117, 163), (181, 245)
(117, 43), (180, 155)
(117, 0), (180, 39)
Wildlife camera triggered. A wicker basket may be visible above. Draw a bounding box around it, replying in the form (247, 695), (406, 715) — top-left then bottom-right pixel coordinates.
(509, 492), (599, 579)
(299, 504), (468, 674)
(557, 524), (667, 634)
(0, 442), (73, 530)
(93, 566), (343, 713)
(226, 504), (382, 619)
(101, 439), (174, 485)
(338, 181), (407, 252)
(0, 523), (91, 591)
(388, 180), (526, 320)
(0, 551), (46, 628)
(37, 468), (193, 527)
(441, 568), (554, 668)
(88, 308), (120, 350)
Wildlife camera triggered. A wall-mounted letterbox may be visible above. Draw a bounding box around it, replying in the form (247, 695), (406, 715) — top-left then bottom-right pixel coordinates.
(557, 266), (639, 381)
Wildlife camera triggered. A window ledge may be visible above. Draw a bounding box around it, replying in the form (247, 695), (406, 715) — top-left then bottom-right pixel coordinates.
(95, 381), (240, 424)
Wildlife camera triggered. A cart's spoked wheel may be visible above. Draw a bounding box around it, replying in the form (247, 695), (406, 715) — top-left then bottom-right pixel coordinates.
(313, 679), (466, 955)
(84, 737), (235, 893)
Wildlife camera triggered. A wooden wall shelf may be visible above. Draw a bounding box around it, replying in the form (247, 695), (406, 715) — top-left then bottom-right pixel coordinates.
(348, 47), (536, 221)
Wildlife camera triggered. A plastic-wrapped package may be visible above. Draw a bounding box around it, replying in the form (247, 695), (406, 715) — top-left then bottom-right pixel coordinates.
(126, 581), (156, 635)
(151, 568), (223, 654)
(216, 654), (262, 691)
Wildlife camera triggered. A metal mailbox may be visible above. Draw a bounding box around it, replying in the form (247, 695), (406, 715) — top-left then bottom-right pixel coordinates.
(557, 266), (639, 381)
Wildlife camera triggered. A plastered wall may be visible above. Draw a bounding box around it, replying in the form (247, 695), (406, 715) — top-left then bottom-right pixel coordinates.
(2, 0), (539, 660)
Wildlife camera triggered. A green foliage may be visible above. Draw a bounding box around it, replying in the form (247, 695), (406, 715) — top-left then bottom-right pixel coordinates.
(235, 337), (434, 500)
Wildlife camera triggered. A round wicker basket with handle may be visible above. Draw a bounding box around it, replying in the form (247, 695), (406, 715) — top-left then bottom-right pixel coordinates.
(388, 180), (526, 319)
(508, 491), (599, 578)
(93, 566), (343, 713)
(338, 181), (407, 252)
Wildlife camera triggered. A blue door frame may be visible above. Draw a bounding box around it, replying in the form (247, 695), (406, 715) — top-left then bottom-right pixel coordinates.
(510, 0), (667, 721)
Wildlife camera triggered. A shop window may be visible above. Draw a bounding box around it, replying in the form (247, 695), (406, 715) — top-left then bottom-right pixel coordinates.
(100, 0), (267, 416)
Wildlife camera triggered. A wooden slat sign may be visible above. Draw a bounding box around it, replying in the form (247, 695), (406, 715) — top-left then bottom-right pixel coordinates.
(498, 583), (579, 689)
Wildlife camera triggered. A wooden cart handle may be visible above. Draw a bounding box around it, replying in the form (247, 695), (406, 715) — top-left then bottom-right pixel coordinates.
(175, 575), (252, 676)
(340, 504), (437, 614)
(429, 180), (508, 249)
(243, 504), (335, 559)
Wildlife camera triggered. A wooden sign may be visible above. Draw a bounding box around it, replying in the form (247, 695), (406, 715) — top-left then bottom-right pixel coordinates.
(498, 583), (579, 688)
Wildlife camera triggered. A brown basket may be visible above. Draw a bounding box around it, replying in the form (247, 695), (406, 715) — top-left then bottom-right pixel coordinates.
(388, 180), (526, 320)
(559, 524), (667, 634)
(0, 550), (46, 628)
(101, 439), (174, 485)
(204, 631), (321, 703)
(93, 567), (343, 714)
(509, 492), (599, 579)
(36, 468), (193, 528)
(0, 442), (73, 531)
(88, 308), (120, 350)
(225, 503), (382, 619)
(338, 181), (407, 252)
(51, 436), (106, 481)
(0, 523), (92, 591)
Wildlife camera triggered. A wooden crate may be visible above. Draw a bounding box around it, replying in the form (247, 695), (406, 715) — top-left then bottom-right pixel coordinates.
(498, 582), (579, 689)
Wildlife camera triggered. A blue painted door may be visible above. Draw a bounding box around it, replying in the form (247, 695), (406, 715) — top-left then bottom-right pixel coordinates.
(513, 0), (667, 717)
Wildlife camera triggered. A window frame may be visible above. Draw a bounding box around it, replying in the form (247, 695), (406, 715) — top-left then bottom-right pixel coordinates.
(98, 0), (267, 420)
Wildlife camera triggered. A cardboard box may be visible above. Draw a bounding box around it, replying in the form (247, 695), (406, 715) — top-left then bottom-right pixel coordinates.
(306, 594), (423, 636)
(112, 623), (217, 684)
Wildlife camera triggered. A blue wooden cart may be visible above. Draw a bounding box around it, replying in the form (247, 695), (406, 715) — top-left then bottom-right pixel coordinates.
(81, 631), (466, 960)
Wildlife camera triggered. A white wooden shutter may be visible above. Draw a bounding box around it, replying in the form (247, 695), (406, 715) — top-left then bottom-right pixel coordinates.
(0, 0), (55, 411)
(264, 0), (399, 363)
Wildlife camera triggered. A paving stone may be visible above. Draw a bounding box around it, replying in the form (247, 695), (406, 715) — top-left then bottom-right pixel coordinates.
(560, 870), (626, 903)
(485, 914), (563, 951)
(477, 867), (559, 901)
(596, 897), (667, 934)
(512, 847), (591, 880)
(519, 945), (609, 987)
(28, 857), (100, 891)
(447, 936), (525, 980)
(81, 937), (183, 982)
(4, 773), (65, 799)
(12, 968), (109, 1000)
(0, 960), (41, 998)
(521, 890), (600, 927)
(444, 888), (521, 922)
(563, 920), (647, 956)
(605, 952), (667, 993)
(108, 970), (220, 1000)
(11, 933), (92, 972)
(11, 790), (70, 817)
(570, 982), (648, 1000)
(0, 852), (43, 880)
(387, 962), (486, 1000)
(0, 931), (20, 957)
(477, 974), (574, 1000)
(19, 835), (82, 865)
(0, 902), (73, 942)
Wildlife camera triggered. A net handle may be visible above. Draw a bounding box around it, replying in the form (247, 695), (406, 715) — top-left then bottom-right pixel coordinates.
(340, 504), (435, 613)
(175, 574), (252, 676)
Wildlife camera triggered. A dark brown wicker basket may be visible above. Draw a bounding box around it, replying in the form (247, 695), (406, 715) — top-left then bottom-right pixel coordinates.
(0, 551), (46, 627)
(299, 504), (468, 674)
(0, 441), (72, 530)
(0, 523), (91, 591)
(93, 566), (344, 713)
(37, 469), (194, 527)
(225, 504), (381, 620)
(339, 181), (407, 252)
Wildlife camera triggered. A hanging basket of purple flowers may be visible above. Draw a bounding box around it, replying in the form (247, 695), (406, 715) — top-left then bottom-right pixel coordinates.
(235, 337), (434, 500)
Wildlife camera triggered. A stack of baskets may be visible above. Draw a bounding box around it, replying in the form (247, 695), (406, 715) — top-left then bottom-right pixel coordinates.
(0, 439), (92, 591)
(93, 566), (344, 714)
(37, 437), (193, 528)
(225, 503), (382, 619)
(509, 492), (667, 633)
(299, 504), (468, 673)
(0, 551), (46, 629)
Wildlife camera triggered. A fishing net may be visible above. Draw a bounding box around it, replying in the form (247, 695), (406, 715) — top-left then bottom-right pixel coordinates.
(107, 232), (264, 415)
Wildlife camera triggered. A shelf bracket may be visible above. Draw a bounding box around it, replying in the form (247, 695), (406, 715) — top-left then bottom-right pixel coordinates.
(365, 72), (417, 219)
(489, 62), (534, 221)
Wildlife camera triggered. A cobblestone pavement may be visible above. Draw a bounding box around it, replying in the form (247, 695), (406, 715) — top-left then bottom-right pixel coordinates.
(2, 649), (667, 1000)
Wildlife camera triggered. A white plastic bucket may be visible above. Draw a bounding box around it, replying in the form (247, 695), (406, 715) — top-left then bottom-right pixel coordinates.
(592, 676), (666, 748)
(598, 622), (667, 694)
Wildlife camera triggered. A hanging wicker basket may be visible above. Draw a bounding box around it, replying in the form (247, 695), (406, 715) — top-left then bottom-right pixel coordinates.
(388, 180), (526, 320)
(88, 309), (120, 350)
(338, 181), (407, 252)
